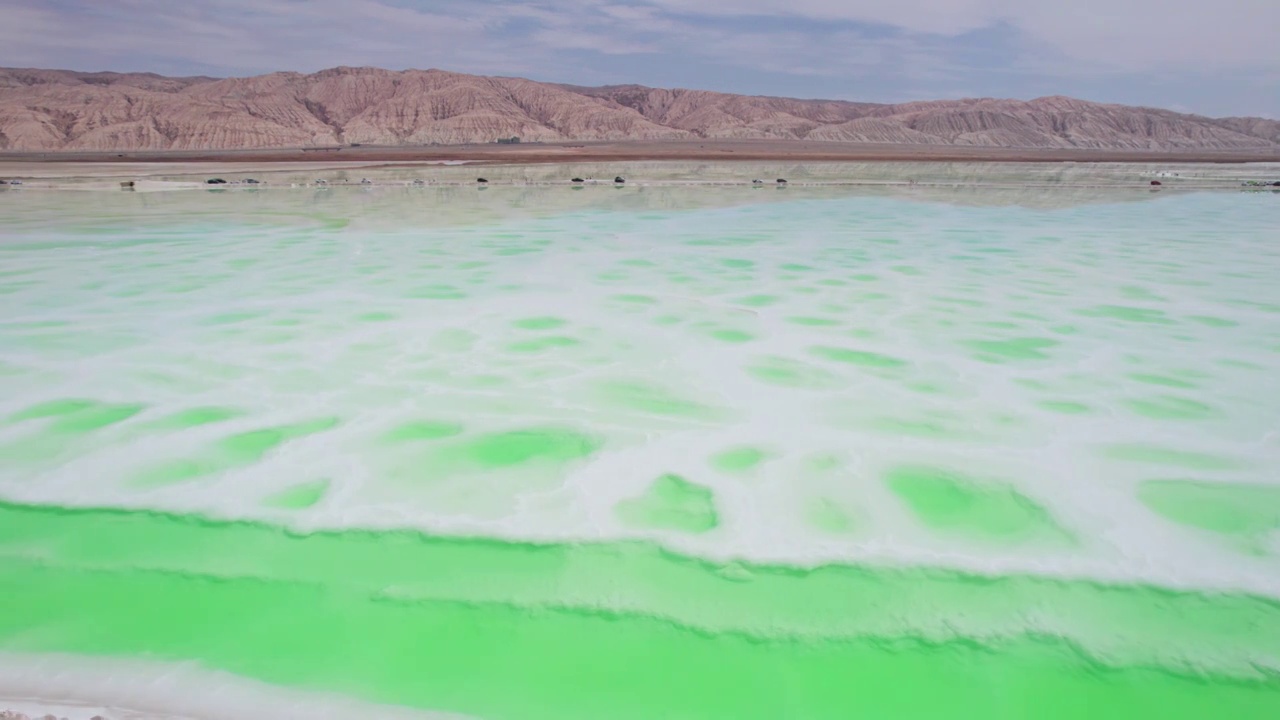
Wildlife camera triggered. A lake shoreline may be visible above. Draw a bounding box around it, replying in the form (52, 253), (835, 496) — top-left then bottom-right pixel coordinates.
(3, 139), (1279, 168)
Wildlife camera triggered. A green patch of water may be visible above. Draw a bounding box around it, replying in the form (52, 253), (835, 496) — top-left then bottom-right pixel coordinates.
(809, 346), (908, 369)
(512, 316), (569, 330)
(262, 479), (330, 509)
(1137, 479), (1280, 537)
(1125, 396), (1216, 421)
(1185, 315), (1239, 328)
(439, 428), (600, 470)
(131, 417), (341, 488)
(735, 294), (782, 307)
(143, 407), (243, 431)
(8, 398), (101, 422)
(711, 446), (768, 473)
(1129, 373), (1199, 389)
(885, 466), (1068, 543)
(964, 337), (1059, 361)
(615, 474), (719, 533)
(39, 403), (146, 434)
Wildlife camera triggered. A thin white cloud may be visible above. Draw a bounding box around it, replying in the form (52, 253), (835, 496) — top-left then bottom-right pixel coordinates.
(642, 0), (1280, 72)
(645, 0), (1002, 35)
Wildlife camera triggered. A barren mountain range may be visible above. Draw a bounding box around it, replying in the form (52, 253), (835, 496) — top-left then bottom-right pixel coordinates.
(2, 65), (1278, 153)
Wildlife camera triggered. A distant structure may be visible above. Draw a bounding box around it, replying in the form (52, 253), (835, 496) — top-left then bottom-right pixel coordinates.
(496, 137), (521, 144)
(119, 181), (135, 190)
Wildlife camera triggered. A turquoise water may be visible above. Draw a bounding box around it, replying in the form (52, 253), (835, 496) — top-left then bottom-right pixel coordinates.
(1, 176), (1279, 718)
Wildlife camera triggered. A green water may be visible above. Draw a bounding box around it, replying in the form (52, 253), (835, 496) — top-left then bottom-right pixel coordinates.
(1, 174), (1279, 717)
(2, 502), (1280, 719)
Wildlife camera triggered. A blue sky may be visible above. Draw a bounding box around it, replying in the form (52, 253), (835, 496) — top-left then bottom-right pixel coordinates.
(3, 0), (1277, 118)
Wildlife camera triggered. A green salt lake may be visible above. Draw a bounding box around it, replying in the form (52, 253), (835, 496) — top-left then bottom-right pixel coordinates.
(1, 163), (1279, 719)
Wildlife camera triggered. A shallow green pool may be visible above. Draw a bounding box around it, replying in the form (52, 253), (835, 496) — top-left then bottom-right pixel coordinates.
(2, 174), (1278, 718)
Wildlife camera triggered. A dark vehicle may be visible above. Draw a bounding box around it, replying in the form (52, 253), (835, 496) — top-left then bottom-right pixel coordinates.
(243, 178), (260, 185)
(776, 178), (787, 184)
(614, 176), (625, 183)
(1150, 180), (1162, 186)
(571, 177), (584, 183)
(477, 178), (488, 183)
(206, 178), (227, 184)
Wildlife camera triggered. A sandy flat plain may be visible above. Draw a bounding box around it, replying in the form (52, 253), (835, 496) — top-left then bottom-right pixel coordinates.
(3, 139), (1280, 168)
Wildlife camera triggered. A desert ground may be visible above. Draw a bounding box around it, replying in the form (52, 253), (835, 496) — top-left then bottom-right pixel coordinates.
(3, 139), (1279, 169)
